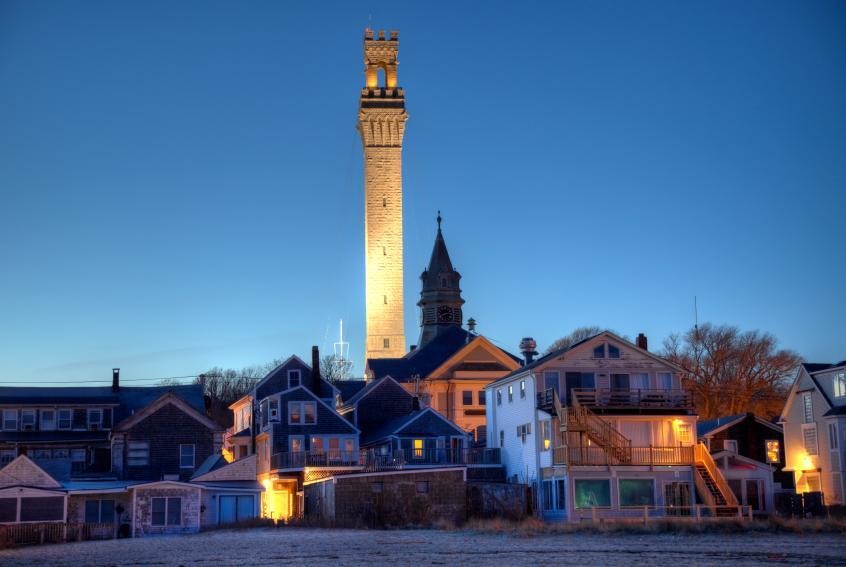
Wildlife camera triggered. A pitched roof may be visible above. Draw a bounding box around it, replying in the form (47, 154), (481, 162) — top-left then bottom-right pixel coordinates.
(360, 407), (465, 446)
(334, 380), (367, 403)
(368, 327), (520, 383)
(420, 221), (457, 288)
(114, 391), (222, 432)
(696, 414), (746, 437)
(0, 431), (110, 444)
(338, 376), (402, 409)
(824, 406), (846, 417)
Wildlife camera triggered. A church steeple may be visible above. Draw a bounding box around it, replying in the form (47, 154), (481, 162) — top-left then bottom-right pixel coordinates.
(417, 212), (465, 347)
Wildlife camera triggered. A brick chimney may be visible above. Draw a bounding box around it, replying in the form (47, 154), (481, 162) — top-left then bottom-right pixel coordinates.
(112, 368), (120, 392)
(311, 346), (322, 395)
(636, 333), (648, 351)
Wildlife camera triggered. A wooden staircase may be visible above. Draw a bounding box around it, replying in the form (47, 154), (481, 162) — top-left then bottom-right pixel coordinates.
(550, 389), (633, 465)
(694, 443), (739, 515)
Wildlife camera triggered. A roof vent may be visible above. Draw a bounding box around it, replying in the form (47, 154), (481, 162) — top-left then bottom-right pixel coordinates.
(519, 337), (538, 365)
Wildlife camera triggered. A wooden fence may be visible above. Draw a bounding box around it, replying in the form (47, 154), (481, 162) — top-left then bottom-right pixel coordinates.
(0, 522), (116, 549)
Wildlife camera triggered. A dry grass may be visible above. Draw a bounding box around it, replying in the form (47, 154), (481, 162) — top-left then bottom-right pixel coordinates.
(462, 515), (846, 536)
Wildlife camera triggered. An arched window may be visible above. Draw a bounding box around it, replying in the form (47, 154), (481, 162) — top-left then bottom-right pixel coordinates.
(376, 66), (386, 88)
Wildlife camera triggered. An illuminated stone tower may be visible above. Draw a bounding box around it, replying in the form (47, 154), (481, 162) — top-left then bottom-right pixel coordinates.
(358, 29), (408, 360)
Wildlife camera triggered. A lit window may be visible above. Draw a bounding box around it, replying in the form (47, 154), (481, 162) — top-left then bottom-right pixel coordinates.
(304, 402), (316, 424)
(676, 422), (692, 445)
(520, 380), (526, 399)
(179, 444), (195, 469)
(593, 345), (605, 358)
(835, 373), (846, 398)
(288, 402), (317, 425)
(413, 439), (424, 459)
(765, 440), (780, 463)
(540, 420), (551, 451)
(608, 345), (620, 359)
(269, 400), (279, 422)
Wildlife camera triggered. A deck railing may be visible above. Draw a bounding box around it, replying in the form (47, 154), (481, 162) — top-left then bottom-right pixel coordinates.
(271, 447), (501, 471)
(553, 445), (694, 466)
(0, 522), (115, 549)
(570, 388), (694, 410)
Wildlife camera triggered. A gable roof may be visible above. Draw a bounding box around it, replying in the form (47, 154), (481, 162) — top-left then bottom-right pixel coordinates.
(426, 335), (522, 379)
(113, 391), (222, 432)
(192, 454), (257, 482)
(488, 330), (681, 388)
(780, 363), (835, 422)
(367, 327), (521, 383)
(0, 455), (61, 489)
(697, 413), (782, 438)
(254, 354), (339, 400)
(339, 375), (408, 410)
(334, 380), (367, 403)
(360, 407), (466, 446)
(276, 385), (360, 433)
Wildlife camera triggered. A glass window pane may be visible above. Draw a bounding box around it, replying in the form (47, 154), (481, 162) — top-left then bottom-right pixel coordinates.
(619, 479), (655, 506)
(304, 403), (316, 424)
(574, 479), (611, 508)
(166, 498), (181, 525)
(608, 345), (620, 358)
(151, 498), (166, 526)
(593, 345), (605, 358)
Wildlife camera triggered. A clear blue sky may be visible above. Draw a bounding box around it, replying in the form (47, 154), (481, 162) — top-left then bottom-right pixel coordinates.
(1, 1), (844, 386)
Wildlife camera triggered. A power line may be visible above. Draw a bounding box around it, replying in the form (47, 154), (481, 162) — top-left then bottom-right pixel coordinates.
(0, 375), (205, 385)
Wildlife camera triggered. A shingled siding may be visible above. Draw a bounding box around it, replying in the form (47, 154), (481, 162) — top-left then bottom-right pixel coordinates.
(356, 380), (415, 433)
(270, 389), (358, 454)
(709, 415), (793, 489)
(123, 404), (215, 481)
(257, 359), (312, 400)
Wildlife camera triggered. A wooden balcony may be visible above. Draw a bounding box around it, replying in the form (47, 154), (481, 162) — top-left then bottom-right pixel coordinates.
(270, 447), (501, 472)
(553, 445), (694, 466)
(570, 388), (694, 411)
(270, 450), (361, 470)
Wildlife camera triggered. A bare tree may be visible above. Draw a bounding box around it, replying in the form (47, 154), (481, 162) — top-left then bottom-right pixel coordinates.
(545, 326), (624, 354)
(662, 323), (800, 420)
(320, 354), (354, 383)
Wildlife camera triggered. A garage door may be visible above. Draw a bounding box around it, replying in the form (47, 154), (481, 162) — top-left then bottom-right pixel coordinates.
(218, 495), (255, 524)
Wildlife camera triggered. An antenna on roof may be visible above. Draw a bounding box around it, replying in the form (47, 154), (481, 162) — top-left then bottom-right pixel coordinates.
(694, 296), (700, 339)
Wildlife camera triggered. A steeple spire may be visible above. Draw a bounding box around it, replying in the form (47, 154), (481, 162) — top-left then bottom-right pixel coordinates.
(417, 213), (465, 347)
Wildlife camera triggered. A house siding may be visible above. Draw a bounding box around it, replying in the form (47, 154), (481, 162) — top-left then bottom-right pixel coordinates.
(355, 380), (415, 433)
(269, 389), (358, 454)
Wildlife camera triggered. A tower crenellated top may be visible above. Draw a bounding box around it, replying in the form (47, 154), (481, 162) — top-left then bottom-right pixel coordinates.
(363, 29), (400, 89)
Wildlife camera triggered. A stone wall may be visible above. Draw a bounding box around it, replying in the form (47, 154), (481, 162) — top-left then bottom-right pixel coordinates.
(306, 469), (466, 528)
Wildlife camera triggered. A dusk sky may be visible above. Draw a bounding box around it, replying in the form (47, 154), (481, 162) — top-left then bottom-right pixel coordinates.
(1, 1), (844, 387)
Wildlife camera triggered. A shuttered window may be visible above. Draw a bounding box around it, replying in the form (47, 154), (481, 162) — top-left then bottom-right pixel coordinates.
(127, 440), (150, 466)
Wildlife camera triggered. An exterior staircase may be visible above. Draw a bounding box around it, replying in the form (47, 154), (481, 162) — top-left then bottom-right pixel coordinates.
(543, 388), (633, 465)
(694, 443), (739, 515)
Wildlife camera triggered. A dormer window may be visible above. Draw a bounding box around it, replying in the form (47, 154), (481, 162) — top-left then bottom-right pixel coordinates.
(834, 373), (846, 398)
(593, 345), (605, 358)
(288, 370), (301, 389)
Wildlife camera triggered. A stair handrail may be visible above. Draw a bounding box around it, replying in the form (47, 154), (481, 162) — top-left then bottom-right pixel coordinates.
(694, 443), (739, 506)
(566, 405), (632, 464)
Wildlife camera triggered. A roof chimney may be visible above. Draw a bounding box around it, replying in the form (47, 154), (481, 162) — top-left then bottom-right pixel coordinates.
(519, 337), (538, 366)
(112, 368), (120, 393)
(311, 346), (322, 394)
(636, 333), (648, 351)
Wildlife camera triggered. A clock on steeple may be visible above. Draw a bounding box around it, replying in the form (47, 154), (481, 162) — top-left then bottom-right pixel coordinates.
(417, 212), (465, 347)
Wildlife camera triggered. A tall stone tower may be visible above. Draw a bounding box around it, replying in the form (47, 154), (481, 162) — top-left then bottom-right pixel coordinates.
(358, 29), (408, 360)
(418, 213), (465, 347)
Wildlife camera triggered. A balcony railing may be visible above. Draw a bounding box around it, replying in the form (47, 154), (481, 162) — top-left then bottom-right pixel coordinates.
(270, 447), (501, 471)
(270, 450), (360, 470)
(553, 445), (694, 466)
(570, 388), (694, 410)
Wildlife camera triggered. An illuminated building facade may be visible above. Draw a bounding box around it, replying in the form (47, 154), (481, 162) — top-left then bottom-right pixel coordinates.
(359, 29), (408, 360)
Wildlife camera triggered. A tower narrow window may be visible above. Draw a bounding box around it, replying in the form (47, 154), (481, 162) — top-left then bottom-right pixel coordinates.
(382, 197), (387, 208)
(383, 246), (386, 256)
(383, 338), (390, 349)
(383, 295), (387, 304)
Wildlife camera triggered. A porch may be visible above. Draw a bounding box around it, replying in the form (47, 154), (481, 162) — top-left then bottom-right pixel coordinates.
(553, 445), (694, 466)
(269, 447), (501, 473)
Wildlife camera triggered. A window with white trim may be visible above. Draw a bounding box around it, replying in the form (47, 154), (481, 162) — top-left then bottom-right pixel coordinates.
(0, 450), (16, 464)
(803, 393), (814, 423)
(723, 439), (738, 453)
(179, 444), (195, 468)
(508, 385), (513, 403)
(516, 423), (531, 444)
(496, 390), (502, 406)
(87, 409), (102, 430)
(288, 369), (301, 389)
(85, 499), (115, 523)
(151, 497), (181, 526)
(608, 344), (620, 359)
(40, 410), (56, 431)
(834, 373), (846, 398)
(540, 420), (552, 451)
(127, 440), (150, 466)
(2, 410), (17, 431)
(802, 424), (818, 455)
(58, 409), (72, 430)
(269, 399), (279, 422)
(20, 410), (36, 431)
(676, 422), (692, 445)
(829, 423), (839, 450)
(288, 401), (317, 425)
(520, 380), (526, 399)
